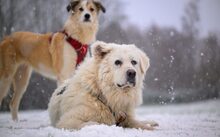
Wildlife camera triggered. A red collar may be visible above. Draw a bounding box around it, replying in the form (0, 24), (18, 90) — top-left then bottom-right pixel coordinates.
(61, 31), (89, 66)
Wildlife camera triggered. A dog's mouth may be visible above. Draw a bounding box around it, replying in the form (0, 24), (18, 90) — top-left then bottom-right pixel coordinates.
(116, 82), (136, 89)
(83, 19), (91, 23)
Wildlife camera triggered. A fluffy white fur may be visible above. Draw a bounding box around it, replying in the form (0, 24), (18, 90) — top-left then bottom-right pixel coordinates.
(48, 41), (158, 130)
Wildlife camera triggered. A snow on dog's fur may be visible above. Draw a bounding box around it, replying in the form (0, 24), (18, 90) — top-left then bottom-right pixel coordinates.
(48, 41), (158, 130)
(0, 0), (105, 121)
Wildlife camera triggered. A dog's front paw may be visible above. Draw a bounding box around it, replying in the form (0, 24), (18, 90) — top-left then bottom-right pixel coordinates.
(141, 120), (159, 127)
(141, 124), (154, 130)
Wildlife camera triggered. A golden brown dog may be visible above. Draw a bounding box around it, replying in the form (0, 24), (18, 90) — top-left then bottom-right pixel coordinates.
(0, 0), (105, 121)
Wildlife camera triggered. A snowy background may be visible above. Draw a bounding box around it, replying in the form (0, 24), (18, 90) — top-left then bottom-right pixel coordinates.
(0, 0), (220, 136)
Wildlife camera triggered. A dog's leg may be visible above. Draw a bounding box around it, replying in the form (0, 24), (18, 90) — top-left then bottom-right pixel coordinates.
(0, 78), (13, 107)
(58, 41), (77, 84)
(49, 33), (75, 85)
(10, 64), (32, 121)
(0, 41), (17, 107)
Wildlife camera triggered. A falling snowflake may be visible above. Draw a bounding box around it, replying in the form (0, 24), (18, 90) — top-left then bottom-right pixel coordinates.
(10, 27), (15, 32)
(170, 55), (174, 63)
(170, 31), (174, 37)
(170, 96), (175, 102)
(3, 27), (7, 31)
(154, 78), (159, 81)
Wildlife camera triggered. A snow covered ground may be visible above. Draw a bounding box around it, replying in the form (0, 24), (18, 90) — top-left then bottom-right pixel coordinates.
(0, 99), (219, 137)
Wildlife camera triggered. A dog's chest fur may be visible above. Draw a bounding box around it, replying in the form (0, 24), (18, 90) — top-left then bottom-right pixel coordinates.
(60, 41), (78, 78)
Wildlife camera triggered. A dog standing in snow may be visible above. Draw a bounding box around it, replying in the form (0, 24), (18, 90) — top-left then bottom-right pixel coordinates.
(0, 0), (105, 121)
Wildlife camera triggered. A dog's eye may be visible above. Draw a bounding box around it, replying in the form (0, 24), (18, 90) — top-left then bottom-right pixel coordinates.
(79, 7), (84, 12)
(131, 60), (137, 65)
(115, 60), (122, 66)
(90, 8), (94, 12)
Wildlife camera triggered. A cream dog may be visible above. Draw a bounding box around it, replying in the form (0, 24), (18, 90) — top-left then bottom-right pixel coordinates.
(48, 41), (159, 130)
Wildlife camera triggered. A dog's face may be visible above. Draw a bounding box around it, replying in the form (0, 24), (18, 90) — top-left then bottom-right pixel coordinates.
(92, 41), (150, 92)
(66, 0), (105, 24)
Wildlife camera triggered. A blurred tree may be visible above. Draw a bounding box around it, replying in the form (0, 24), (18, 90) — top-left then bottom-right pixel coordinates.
(97, 0), (127, 43)
(6, 0), (13, 34)
(98, 22), (128, 43)
(197, 34), (220, 99)
(99, 0), (126, 29)
(180, 0), (201, 89)
(181, 0), (200, 39)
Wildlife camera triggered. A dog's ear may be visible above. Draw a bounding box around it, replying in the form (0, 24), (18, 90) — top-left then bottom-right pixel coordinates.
(94, 1), (106, 13)
(92, 41), (112, 59)
(67, 0), (80, 12)
(139, 50), (150, 75)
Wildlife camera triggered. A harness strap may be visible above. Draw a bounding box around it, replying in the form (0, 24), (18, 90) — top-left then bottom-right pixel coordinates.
(91, 92), (127, 126)
(49, 31), (89, 66)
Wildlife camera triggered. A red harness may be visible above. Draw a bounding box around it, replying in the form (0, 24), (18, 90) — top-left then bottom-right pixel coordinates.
(49, 31), (88, 66)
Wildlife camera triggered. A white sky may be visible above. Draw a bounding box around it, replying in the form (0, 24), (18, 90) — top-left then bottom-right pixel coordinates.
(121, 0), (220, 35)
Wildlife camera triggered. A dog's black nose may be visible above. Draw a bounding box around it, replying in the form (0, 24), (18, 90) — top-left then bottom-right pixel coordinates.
(84, 14), (90, 20)
(127, 69), (136, 79)
(127, 69), (136, 84)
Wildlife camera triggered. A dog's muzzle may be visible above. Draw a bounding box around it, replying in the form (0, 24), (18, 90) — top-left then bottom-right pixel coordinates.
(126, 69), (136, 86)
(117, 69), (136, 88)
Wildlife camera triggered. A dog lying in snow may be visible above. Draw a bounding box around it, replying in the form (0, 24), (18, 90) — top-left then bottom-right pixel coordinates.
(48, 41), (159, 130)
